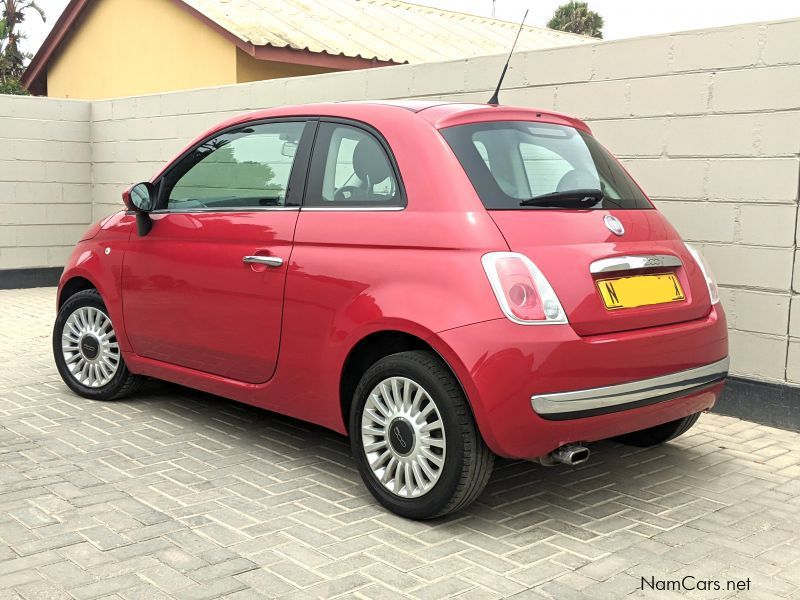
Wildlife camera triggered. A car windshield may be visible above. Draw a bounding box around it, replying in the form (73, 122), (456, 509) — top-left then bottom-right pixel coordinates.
(441, 121), (651, 210)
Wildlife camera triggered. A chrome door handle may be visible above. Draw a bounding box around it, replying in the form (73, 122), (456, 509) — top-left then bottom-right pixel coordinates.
(243, 255), (284, 267)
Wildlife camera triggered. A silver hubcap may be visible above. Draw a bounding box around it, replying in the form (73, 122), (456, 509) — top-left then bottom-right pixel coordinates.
(61, 306), (120, 388)
(361, 377), (446, 498)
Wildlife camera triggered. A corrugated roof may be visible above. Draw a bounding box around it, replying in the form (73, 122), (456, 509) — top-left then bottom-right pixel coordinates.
(23, 0), (595, 95)
(181, 0), (593, 63)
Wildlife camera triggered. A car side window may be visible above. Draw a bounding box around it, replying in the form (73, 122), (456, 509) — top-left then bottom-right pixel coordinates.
(305, 123), (403, 208)
(161, 121), (306, 210)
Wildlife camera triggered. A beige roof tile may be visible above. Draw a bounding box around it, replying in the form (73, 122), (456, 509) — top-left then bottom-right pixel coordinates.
(182, 0), (594, 63)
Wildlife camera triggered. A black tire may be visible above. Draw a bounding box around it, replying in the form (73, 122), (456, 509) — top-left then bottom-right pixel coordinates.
(53, 289), (145, 401)
(614, 413), (701, 447)
(350, 350), (494, 519)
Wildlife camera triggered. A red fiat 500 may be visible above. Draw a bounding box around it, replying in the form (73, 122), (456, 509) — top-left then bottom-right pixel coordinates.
(53, 101), (728, 519)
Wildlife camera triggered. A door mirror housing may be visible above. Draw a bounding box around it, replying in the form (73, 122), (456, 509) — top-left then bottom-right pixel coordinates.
(123, 182), (156, 212)
(281, 141), (298, 158)
(122, 182), (156, 237)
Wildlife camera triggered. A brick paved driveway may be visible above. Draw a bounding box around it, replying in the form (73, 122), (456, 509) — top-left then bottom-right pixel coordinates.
(1, 287), (799, 599)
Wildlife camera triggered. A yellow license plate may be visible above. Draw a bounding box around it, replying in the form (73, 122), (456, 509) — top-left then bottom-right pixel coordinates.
(596, 273), (685, 310)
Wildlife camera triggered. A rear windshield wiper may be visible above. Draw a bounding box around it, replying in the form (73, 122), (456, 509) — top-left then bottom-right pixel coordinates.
(519, 189), (604, 207)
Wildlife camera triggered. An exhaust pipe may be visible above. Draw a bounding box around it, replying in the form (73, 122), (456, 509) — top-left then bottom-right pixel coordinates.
(539, 444), (590, 467)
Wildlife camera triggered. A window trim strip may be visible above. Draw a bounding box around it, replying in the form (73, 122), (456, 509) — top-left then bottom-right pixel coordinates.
(300, 206), (404, 212)
(148, 207), (301, 214)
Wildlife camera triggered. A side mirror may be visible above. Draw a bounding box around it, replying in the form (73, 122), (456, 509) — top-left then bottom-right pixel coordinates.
(122, 182), (156, 236)
(123, 182), (156, 212)
(281, 141), (298, 158)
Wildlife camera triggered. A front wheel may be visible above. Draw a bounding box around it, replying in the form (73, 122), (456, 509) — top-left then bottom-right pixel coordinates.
(53, 290), (145, 401)
(614, 413), (701, 447)
(350, 351), (493, 519)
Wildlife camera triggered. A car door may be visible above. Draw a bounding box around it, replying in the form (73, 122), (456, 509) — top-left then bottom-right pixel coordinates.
(122, 119), (316, 384)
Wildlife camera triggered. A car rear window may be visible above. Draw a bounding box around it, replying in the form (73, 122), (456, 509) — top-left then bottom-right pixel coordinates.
(441, 121), (651, 210)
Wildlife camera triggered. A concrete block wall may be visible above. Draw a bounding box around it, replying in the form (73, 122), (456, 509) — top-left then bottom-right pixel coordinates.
(3, 18), (800, 386)
(0, 96), (92, 270)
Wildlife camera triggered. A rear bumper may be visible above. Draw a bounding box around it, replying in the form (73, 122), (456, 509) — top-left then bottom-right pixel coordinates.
(433, 305), (728, 459)
(531, 357), (729, 420)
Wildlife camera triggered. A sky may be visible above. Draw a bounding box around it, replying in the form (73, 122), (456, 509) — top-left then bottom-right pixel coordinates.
(18, 0), (800, 56)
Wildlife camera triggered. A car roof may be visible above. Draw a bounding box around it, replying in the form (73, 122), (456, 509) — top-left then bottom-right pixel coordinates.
(210, 101), (591, 137)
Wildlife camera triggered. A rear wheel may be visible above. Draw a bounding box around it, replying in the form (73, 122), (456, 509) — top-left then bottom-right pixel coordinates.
(614, 413), (701, 447)
(53, 290), (145, 401)
(350, 351), (493, 519)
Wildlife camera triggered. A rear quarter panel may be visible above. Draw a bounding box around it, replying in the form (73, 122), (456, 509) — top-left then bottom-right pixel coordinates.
(272, 117), (510, 430)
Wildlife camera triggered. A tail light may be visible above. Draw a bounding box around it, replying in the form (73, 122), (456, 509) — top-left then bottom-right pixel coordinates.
(481, 252), (567, 325)
(685, 244), (720, 305)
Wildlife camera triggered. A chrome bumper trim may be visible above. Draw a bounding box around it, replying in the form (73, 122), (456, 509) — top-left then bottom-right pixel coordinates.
(531, 357), (729, 418)
(589, 254), (683, 274)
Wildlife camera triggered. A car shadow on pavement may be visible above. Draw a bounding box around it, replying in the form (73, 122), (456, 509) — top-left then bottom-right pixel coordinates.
(124, 379), (732, 537)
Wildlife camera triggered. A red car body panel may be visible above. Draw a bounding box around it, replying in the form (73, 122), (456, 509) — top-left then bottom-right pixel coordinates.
(60, 212), (136, 353)
(121, 211), (298, 383)
(489, 210), (714, 336)
(434, 308), (727, 458)
(58, 101), (729, 459)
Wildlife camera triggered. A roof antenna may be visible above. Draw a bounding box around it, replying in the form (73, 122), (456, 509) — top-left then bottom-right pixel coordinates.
(488, 9), (528, 106)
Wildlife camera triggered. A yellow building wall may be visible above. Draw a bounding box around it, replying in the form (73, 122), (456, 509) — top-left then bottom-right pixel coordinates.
(47, 0), (238, 99)
(235, 49), (337, 83)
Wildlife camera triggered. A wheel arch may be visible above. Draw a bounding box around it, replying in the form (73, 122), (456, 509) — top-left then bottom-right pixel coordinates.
(58, 276), (97, 308)
(56, 265), (133, 354)
(339, 330), (478, 435)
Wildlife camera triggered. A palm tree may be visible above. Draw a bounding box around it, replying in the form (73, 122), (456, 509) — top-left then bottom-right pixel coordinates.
(0, 17), (10, 80)
(547, 1), (604, 39)
(1, 0), (45, 91)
